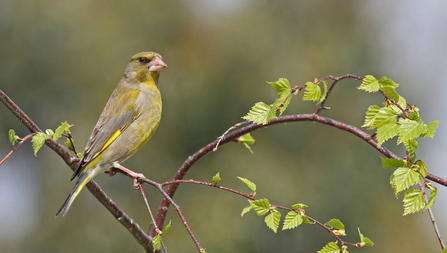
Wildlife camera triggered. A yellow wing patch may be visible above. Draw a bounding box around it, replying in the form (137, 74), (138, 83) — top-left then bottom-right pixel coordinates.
(91, 110), (142, 161)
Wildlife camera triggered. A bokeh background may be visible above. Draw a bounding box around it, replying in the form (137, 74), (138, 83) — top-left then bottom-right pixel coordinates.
(1, 1), (446, 252)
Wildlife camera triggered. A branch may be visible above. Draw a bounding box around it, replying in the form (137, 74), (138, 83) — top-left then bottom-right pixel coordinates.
(155, 113), (447, 230)
(0, 89), (154, 252)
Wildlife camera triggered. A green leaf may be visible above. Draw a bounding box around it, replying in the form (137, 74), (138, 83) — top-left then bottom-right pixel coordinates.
(302, 216), (315, 224)
(292, 203), (308, 210)
(407, 111), (421, 122)
(369, 107), (397, 129)
(325, 219), (345, 230)
(362, 105), (381, 128)
(403, 189), (425, 215)
(317, 81), (328, 105)
(358, 228), (374, 246)
(53, 121), (74, 141)
(65, 139), (73, 150)
(238, 133), (255, 153)
(421, 120), (439, 138)
(152, 234), (161, 252)
(442, 249), (447, 253)
(282, 211), (303, 230)
(403, 139), (418, 156)
(200, 249), (206, 253)
(380, 86), (399, 101)
(381, 157), (405, 169)
(241, 205), (253, 217)
(302, 82), (321, 102)
(269, 78), (293, 115)
(424, 187), (437, 211)
(32, 132), (51, 156)
(379, 76), (399, 88)
(269, 78), (291, 98)
(397, 119), (428, 144)
(162, 220), (171, 234)
(376, 123), (399, 146)
(249, 199), (270, 216)
(237, 177), (256, 192)
(415, 160), (427, 177)
(396, 95), (407, 111)
(212, 172), (221, 186)
(391, 167), (420, 195)
(265, 210), (281, 233)
(318, 241), (340, 253)
(242, 102), (276, 125)
(358, 75), (379, 92)
(8, 129), (17, 145)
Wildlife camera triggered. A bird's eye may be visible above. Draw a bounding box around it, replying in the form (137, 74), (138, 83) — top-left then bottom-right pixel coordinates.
(138, 57), (147, 63)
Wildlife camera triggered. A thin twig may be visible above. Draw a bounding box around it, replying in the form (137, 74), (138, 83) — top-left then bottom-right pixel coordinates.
(0, 133), (35, 165)
(213, 121), (250, 151)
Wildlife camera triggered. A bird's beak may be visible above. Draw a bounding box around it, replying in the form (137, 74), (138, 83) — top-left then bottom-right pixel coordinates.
(148, 56), (167, 72)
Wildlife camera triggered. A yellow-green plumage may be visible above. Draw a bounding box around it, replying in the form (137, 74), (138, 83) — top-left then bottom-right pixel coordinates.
(56, 52), (166, 217)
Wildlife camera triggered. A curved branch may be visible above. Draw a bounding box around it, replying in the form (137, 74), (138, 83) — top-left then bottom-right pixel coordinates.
(155, 113), (447, 229)
(0, 89), (154, 252)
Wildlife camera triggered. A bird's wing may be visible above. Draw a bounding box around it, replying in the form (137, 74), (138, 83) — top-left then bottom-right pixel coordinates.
(71, 85), (141, 180)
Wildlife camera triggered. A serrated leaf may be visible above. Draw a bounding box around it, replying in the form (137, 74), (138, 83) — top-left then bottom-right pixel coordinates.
(265, 210), (281, 233)
(358, 228), (374, 246)
(318, 241), (340, 253)
(249, 199), (270, 216)
(381, 157), (405, 169)
(269, 78), (293, 115)
(380, 86), (399, 101)
(397, 119), (428, 144)
(152, 234), (161, 252)
(403, 189), (425, 215)
(211, 172), (221, 186)
(362, 105), (381, 128)
(282, 211), (303, 230)
(376, 123), (399, 146)
(396, 95), (407, 111)
(242, 102), (276, 125)
(8, 129), (17, 145)
(53, 121), (74, 141)
(391, 167), (420, 195)
(379, 76), (399, 88)
(370, 107), (397, 129)
(32, 132), (51, 156)
(407, 111), (421, 122)
(269, 78), (291, 98)
(237, 177), (256, 192)
(292, 203), (308, 210)
(403, 139), (418, 156)
(302, 82), (321, 102)
(358, 75), (379, 92)
(325, 219), (345, 230)
(317, 81), (328, 105)
(241, 205), (253, 217)
(162, 220), (171, 234)
(415, 160), (427, 177)
(424, 187), (437, 211)
(421, 120), (439, 138)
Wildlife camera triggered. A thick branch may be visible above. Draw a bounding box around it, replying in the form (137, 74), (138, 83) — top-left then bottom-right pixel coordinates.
(0, 89), (153, 252)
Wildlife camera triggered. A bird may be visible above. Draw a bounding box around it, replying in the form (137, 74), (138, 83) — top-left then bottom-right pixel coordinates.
(56, 52), (167, 217)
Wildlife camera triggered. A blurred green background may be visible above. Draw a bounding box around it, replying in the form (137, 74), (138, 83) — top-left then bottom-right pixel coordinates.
(1, 1), (446, 252)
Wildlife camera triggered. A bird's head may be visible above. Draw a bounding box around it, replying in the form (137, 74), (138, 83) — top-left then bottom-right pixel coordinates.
(124, 52), (167, 84)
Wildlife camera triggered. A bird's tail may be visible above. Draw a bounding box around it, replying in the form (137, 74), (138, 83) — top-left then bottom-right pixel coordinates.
(56, 171), (93, 217)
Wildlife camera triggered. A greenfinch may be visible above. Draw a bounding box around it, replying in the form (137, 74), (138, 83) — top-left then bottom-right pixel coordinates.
(56, 52), (166, 217)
